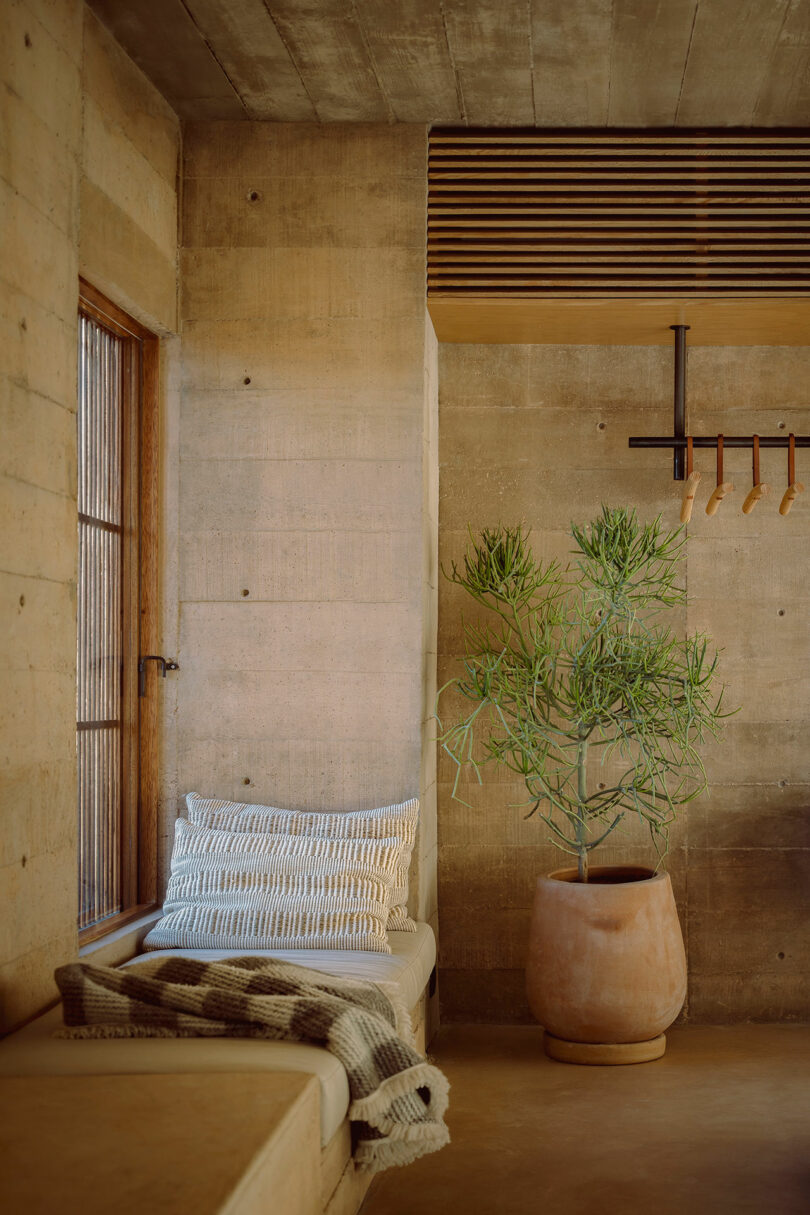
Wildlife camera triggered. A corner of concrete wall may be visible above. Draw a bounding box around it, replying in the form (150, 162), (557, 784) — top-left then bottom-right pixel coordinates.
(173, 121), (434, 911)
(420, 309), (440, 1040)
(79, 5), (180, 335)
(437, 341), (810, 1025)
(0, 0), (83, 1033)
(0, 0), (182, 1031)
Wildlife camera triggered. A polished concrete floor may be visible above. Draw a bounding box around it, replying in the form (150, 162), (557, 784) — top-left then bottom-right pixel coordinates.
(362, 1025), (810, 1215)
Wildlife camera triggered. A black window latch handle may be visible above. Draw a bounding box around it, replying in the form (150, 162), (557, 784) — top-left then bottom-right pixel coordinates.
(138, 655), (179, 697)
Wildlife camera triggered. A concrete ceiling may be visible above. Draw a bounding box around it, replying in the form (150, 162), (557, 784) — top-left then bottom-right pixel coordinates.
(86, 0), (810, 126)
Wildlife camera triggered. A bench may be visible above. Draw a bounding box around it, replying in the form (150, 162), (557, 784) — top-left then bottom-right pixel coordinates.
(0, 926), (436, 1215)
(0, 1072), (322, 1215)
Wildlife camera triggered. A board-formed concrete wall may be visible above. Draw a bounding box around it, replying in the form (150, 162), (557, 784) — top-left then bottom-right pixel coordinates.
(174, 123), (438, 934)
(0, 0), (180, 1033)
(6, 0), (802, 1038)
(80, 9), (179, 335)
(437, 342), (810, 1024)
(0, 0), (83, 1035)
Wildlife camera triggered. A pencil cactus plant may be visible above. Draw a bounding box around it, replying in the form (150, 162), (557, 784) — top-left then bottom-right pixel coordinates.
(437, 507), (729, 882)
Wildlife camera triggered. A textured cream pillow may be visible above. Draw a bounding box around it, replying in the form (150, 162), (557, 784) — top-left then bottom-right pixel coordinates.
(144, 818), (399, 953)
(186, 793), (419, 932)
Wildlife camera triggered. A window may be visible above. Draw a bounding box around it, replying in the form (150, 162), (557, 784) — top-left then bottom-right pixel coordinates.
(76, 281), (159, 941)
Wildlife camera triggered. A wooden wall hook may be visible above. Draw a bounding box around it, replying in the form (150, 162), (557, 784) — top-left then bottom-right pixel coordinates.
(741, 483), (769, 513)
(705, 434), (734, 516)
(742, 434), (770, 514)
(779, 433), (804, 515)
(680, 436), (701, 523)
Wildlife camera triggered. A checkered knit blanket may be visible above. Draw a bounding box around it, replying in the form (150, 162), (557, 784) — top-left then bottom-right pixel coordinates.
(54, 954), (450, 1173)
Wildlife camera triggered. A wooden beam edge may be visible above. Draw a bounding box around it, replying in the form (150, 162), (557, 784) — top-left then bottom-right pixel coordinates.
(427, 297), (810, 345)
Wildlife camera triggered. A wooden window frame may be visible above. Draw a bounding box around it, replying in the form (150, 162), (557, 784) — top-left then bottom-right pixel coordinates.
(78, 279), (160, 945)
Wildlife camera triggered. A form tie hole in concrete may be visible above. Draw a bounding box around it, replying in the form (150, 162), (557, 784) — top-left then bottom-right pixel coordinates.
(246, 189), (262, 203)
(243, 376), (251, 385)
(778, 608), (785, 617)
(21, 855), (27, 868)
(597, 782), (606, 790)
(777, 421), (786, 430)
(243, 778), (251, 786)
(241, 588), (250, 597)
(779, 779), (788, 788)
(777, 952), (785, 960)
(24, 32), (32, 47)
(597, 422), (606, 431)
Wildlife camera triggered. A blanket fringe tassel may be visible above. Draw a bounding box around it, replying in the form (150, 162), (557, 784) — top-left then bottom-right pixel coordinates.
(349, 1060), (450, 1128)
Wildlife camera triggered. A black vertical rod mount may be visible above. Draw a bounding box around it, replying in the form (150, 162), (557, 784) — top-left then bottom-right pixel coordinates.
(138, 654), (179, 697)
(671, 324), (690, 481)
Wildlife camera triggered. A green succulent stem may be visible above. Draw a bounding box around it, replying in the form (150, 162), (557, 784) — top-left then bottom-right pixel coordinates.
(576, 732), (588, 882)
(436, 507), (732, 881)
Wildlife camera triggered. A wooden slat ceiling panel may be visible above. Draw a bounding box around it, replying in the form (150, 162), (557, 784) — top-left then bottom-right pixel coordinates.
(428, 130), (810, 297)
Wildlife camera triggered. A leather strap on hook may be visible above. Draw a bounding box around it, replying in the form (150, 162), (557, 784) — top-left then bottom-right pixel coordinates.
(706, 433), (733, 517)
(680, 435), (701, 523)
(789, 432), (795, 486)
(742, 433), (770, 514)
(779, 432), (805, 515)
(753, 434), (760, 485)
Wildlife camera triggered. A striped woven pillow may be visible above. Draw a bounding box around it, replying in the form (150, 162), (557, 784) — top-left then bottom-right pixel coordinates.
(144, 818), (399, 953)
(186, 793), (419, 932)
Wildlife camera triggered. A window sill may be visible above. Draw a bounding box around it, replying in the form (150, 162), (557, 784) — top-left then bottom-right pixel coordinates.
(79, 907), (162, 968)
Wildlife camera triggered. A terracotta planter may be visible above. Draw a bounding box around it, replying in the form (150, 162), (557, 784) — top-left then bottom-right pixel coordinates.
(526, 865), (686, 1064)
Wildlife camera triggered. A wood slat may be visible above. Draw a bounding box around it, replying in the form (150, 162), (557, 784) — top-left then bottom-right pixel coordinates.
(429, 165), (810, 177)
(430, 253), (810, 264)
(428, 241), (810, 251)
(429, 218), (810, 227)
(428, 129), (810, 300)
(431, 180), (810, 193)
(429, 288), (810, 298)
(430, 201), (810, 211)
(431, 192), (810, 207)
(430, 130), (810, 144)
(432, 270), (809, 280)
(429, 161), (810, 171)
(431, 280), (810, 288)
(430, 144), (810, 152)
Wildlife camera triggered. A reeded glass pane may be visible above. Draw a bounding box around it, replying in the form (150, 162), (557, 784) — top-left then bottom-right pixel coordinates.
(78, 316), (121, 525)
(77, 525), (121, 724)
(77, 312), (124, 930)
(77, 728), (121, 929)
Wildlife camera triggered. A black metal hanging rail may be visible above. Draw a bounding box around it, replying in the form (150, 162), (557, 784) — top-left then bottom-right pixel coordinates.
(628, 324), (808, 480)
(629, 436), (810, 448)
